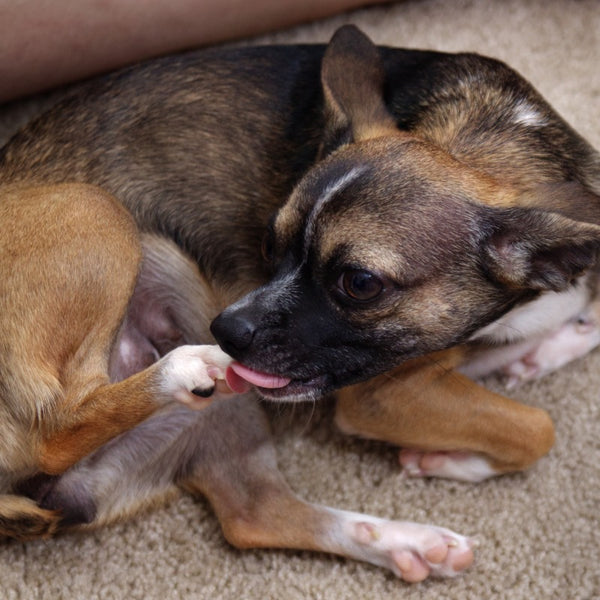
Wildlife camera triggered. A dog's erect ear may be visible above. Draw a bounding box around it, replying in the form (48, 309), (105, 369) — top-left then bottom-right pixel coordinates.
(320, 25), (399, 155)
(482, 207), (600, 292)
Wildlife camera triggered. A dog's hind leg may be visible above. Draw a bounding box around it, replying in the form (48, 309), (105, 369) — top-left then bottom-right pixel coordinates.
(1, 185), (233, 541)
(1, 185), (231, 479)
(334, 348), (555, 482)
(178, 398), (475, 582)
(39, 396), (474, 581)
(499, 307), (600, 387)
(33, 405), (206, 529)
(1, 183), (150, 476)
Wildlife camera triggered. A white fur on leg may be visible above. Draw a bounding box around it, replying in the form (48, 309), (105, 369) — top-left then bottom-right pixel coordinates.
(502, 315), (600, 387)
(400, 450), (498, 482)
(323, 508), (475, 582)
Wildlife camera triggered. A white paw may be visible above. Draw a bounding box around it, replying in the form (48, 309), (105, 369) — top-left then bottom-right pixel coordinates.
(502, 314), (600, 388)
(345, 515), (475, 582)
(159, 345), (234, 407)
(399, 449), (497, 482)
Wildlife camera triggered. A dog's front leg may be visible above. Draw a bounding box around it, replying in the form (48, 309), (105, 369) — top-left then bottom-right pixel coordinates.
(334, 349), (555, 482)
(37, 396), (474, 580)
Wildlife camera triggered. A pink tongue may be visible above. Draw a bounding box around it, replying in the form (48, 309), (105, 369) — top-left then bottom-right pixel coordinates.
(225, 362), (291, 393)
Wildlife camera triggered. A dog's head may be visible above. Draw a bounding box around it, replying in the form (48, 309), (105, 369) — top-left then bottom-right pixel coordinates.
(211, 25), (600, 400)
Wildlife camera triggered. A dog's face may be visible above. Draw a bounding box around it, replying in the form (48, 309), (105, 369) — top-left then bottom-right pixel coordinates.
(212, 135), (600, 399)
(211, 26), (600, 400)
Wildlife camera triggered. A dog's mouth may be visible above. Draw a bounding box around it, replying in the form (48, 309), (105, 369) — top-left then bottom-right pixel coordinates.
(225, 362), (328, 400)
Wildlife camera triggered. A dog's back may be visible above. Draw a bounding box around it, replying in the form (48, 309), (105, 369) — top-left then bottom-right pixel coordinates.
(5, 42), (598, 292)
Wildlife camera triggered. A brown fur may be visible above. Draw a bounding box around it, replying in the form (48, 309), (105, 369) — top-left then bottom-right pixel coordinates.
(0, 24), (599, 580)
(0, 184), (233, 538)
(336, 348), (555, 474)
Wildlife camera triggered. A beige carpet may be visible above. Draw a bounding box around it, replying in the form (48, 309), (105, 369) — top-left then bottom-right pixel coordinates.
(1, 0), (599, 598)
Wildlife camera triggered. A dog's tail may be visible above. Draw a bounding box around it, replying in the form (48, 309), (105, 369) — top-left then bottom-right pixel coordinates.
(0, 494), (61, 541)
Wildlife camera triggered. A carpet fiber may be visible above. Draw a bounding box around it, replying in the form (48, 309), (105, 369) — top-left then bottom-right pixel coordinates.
(1, 1), (599, 598)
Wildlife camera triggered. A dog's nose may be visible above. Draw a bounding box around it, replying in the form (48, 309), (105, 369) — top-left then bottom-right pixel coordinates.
(210, 311), (257, 356)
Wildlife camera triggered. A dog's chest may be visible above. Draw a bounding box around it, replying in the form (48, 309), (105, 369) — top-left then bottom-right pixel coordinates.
(471, 278), (591, 345)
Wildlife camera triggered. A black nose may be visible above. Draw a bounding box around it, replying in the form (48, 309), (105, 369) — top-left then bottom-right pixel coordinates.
(210, 311), (257, 357)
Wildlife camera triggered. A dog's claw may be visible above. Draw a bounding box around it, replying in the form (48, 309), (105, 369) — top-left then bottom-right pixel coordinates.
(191, 385), (215, 398)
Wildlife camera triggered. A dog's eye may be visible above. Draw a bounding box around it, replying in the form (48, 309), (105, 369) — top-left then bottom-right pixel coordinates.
(338, 269), (384, 302)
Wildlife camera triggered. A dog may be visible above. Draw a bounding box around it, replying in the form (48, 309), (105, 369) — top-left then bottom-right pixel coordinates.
(1, 24), (599, 583)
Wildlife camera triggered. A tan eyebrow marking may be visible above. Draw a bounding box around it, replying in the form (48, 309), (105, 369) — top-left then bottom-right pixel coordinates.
(302, 165), (367, 260)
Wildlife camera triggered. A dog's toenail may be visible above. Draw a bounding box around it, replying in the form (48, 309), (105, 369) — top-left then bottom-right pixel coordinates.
(192, 386), (215, 398)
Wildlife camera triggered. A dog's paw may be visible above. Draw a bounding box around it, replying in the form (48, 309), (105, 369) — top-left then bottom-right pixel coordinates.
(399, 449), (497, 482)
(502, 314), (600, 388)
(348, 517), (475, 582)
(159, 345), (234, 407)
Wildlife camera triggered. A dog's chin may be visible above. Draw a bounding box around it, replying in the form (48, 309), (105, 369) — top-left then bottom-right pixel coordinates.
(226, 362), (332, 402)
(255, 373), (331, 402)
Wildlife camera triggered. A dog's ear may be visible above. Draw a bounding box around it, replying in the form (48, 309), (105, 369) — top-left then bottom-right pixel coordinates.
(482, 207), (600, 292)
(319, 25), (399, 156)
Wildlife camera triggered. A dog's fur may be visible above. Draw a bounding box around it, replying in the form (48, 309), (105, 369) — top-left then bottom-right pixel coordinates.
(1, 25), (599, 581)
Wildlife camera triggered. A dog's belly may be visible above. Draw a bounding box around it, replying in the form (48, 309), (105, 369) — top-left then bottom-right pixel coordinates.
(109, 314), (168, 382)
(109, 234), (244, 382)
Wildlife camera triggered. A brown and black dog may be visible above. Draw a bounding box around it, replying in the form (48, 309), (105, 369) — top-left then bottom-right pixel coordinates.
(1, 25), (599, 582)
